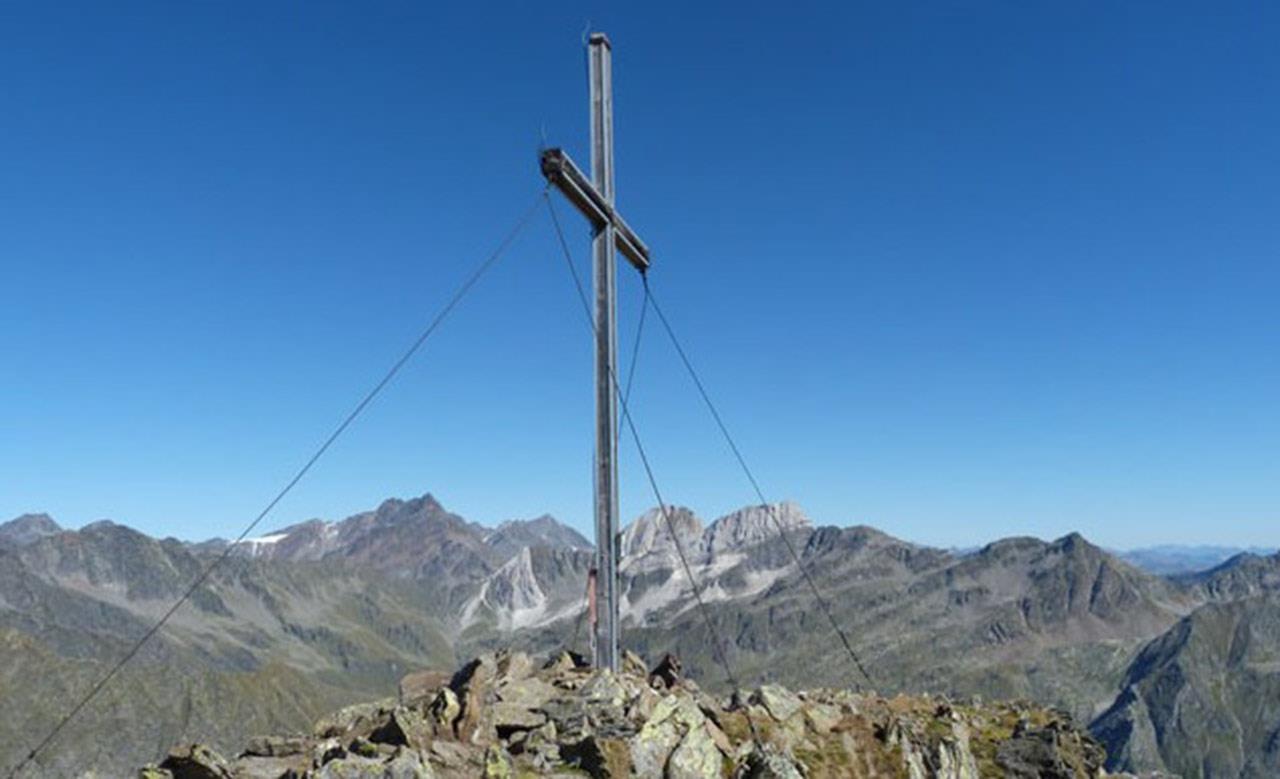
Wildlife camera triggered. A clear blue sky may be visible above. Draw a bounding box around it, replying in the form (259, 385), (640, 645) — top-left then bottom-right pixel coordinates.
(2, 2), (1277, 549)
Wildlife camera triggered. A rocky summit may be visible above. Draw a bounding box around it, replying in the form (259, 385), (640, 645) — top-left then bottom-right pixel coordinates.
(141, 648), (1114, 779)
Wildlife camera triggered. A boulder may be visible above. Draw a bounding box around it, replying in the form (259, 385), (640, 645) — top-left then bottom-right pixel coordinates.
(631, 715), (682, 776)
(157, 744), (233, 779)
(494, 675), (559, 708)
(494, 650), (534, 683)
(241, 735), (308, 758)
(313, 755), (383, 778)
(482, 744), (512, 778)
(427, 687), (460, 729)
(752, 685), (802, 723)
(622, 649), (648, 678)
(562, 734), (632, 777)
(491, 700), (548, 734)
(450, 653), (498, 742)
(398, 670), (451, 705)
(227, 754), (308, 779)
(316, 701), (391, 739)
(734, 746), (804, 779)
(370, 706), (433, 749)
(383, 750), (434, 779)
(313, 750), (433, 778)
(667, 723), (726, 779)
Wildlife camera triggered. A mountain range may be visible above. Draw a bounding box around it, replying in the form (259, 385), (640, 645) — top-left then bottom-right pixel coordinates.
(1, 495), (1277, 777)
(1118, 544), (1279, 576)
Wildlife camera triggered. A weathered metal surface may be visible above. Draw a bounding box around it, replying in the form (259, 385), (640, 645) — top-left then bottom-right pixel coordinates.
(539, 31), (651, 674)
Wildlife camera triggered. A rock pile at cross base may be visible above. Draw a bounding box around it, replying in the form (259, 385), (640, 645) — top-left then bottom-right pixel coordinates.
(140, 649), (1117, 778)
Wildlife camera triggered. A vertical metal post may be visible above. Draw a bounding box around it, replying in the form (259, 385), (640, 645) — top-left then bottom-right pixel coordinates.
(588, 32), (620, 673)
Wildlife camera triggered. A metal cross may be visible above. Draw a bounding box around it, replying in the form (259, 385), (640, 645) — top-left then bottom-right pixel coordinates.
(541, 32), (650, 673)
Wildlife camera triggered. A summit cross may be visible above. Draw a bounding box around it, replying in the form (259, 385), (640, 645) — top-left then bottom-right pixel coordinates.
(540, 31), (650, 673)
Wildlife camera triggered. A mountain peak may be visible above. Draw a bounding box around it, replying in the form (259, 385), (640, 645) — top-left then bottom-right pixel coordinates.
(80, 519), (120, 533)
(374, 492), (445, 520)
(1049, 531), (1100, 556)
(704, 502), (811, 554)
(621, 506), (702, 557)
(484, 514), (591, 560)
(0, 513), (62, 547)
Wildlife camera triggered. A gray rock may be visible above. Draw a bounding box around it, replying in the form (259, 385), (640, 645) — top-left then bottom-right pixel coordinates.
(371, 706), (432, 749)
(157, 744), (233, 779)
(316, 701), (391, 739)
(751, 685), (802, 723)
(241, 734), (308, 757)
(399, 670), (451, 705)
(491, 701), (548, 733)
(667, 723), (725, 778)
(734, 746), (804, 779)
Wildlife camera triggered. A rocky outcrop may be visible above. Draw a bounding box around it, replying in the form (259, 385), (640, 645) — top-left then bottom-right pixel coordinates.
(142, 649), (1113, 778)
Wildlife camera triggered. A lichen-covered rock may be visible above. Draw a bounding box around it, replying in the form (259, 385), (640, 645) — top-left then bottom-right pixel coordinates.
(383, 750), (434, 778)
(490, 700), (547, 733)
(371, 706), (433, 749)
(316, 701), (392, 739)
(561, 734), (632, 777)
(427, 687), (460, 730)
(631, 713), (682, 776)
(667, 722), (727, 779)
(482, 744), (512, 778)
(313, 754), (384, 778)
(313, 749), (433, 778)
(735, 746), (804, 779)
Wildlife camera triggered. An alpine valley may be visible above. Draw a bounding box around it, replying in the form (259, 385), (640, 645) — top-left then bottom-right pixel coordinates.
(2, 494), (1277, 777)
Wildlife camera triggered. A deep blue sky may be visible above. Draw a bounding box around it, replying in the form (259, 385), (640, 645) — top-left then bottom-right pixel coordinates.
(2, 3), (1277, 548)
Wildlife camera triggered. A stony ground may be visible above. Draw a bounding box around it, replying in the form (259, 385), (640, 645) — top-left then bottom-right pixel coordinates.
(139, 649), (1123, 778)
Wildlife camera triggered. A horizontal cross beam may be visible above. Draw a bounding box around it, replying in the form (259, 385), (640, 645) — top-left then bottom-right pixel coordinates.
(540, 147), (651, 271)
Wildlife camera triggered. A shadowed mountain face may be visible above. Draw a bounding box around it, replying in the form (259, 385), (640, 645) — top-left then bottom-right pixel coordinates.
(1092, 594), (1280, 778)
(2, 494), (1277, 777)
